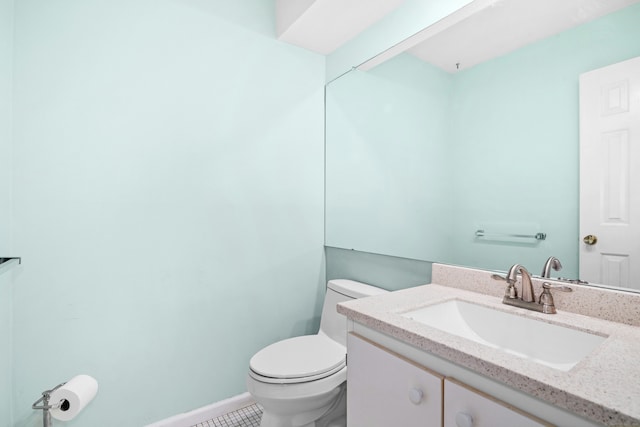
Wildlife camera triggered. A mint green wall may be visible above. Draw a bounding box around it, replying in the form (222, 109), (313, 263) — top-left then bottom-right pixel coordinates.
(11, 1), (325, 426)
(0, 262), (12, 427)
(326, 0), (473, 81)
(326, 54), (454, 261)
(0, 271), (12, 427)
(449, 3), (640, 276)
(0, 0), (12, 243)
(0, 0), (14, 425)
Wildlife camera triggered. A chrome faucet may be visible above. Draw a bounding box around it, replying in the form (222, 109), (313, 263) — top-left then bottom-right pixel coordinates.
(492, 264), (572, 314)
(541, 256), (562, 278)
(506, 264), (535, 302)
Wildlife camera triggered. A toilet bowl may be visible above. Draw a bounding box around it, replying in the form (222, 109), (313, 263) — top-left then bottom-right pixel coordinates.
(246, 279), (387, 427)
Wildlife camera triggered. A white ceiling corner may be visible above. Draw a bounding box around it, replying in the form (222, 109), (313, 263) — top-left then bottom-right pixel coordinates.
(276, 0), (406, 55)
(276, 0), (317, 38)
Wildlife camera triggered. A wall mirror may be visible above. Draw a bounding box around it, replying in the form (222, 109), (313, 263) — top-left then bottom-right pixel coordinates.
(325, 0), (640, 291)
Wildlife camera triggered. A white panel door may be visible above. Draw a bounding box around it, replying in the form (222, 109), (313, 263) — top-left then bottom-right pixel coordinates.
(347, 333), (443, 427)
(579, 56), (640, 289)
(443, 378), (553, 427)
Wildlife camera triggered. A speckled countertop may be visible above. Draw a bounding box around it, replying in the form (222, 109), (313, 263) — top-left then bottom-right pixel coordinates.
(337, 266), (640, 427)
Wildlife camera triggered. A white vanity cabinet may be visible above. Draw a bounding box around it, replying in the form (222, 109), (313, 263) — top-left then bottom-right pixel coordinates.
(347, 333), (443, 426)
(444, 377), (552, 427)
(348, 333), (553, 427)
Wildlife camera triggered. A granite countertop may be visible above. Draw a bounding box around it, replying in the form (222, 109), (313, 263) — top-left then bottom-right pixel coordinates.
(337, 283), (640, 427)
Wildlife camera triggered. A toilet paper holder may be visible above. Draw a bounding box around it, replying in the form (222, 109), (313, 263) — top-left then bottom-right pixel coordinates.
(32, 382), (67, 427)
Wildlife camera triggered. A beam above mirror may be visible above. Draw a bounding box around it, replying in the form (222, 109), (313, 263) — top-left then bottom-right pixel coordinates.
(359, 0), (640, 73)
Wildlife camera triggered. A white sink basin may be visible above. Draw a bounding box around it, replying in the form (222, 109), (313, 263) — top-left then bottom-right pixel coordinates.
(401, 300), (607, 371)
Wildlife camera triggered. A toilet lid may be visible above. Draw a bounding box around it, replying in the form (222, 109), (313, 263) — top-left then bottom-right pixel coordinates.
(250, 335), (346, 380)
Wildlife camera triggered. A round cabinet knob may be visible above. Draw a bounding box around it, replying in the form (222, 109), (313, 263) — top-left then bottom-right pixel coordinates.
(583, 234), (598, 245)
(408, 388), (423, 405)
(455, 412), (474, 427)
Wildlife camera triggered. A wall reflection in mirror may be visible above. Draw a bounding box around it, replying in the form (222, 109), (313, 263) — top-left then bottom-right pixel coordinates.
(325, 2), (640, 291)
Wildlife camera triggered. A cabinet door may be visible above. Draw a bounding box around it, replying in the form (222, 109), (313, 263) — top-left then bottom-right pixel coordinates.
(444, 378), (554, 427)
(347, 333), (444, 427)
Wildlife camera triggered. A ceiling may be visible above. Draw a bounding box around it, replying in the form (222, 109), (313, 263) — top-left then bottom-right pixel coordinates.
(276, 0), (405, 55)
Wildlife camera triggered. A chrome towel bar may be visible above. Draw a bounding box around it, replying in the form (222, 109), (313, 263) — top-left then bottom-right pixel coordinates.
(475, 230), (546, 241)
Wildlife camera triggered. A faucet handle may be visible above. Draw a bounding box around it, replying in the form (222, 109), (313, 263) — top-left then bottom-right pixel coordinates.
(539, 282), (572, 314)
(491, 274), (517, 299)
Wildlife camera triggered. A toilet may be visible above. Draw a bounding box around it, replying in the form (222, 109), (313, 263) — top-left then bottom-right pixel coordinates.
(246, 279), (387, 427)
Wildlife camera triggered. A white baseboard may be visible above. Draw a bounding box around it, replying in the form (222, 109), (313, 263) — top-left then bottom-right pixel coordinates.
(145, 392), (255, 427)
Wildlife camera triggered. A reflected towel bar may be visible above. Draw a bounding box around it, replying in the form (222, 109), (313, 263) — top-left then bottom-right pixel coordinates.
(475, 230), (546, 241)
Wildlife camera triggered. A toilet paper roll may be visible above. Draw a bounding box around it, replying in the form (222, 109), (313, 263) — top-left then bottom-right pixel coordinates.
(49, 375), (98, 421)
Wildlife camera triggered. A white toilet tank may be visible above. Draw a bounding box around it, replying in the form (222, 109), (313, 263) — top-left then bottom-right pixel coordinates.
(319, 279), (388, 347)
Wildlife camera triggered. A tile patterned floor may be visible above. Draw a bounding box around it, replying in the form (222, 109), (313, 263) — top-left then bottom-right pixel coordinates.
(191, 403), (263, 427)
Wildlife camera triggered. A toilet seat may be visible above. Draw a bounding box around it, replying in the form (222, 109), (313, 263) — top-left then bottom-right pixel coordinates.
(249, 335), (346, 384)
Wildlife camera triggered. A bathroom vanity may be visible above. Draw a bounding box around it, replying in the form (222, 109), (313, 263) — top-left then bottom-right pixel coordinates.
(348, 334), (552, 426)
(337, 264), (640, 427)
